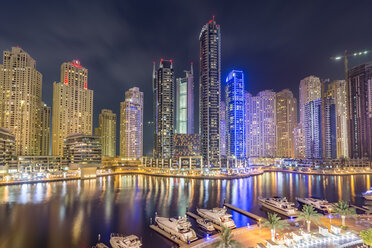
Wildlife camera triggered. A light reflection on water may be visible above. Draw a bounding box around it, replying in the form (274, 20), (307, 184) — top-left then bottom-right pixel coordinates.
(0, 172), (371, 248)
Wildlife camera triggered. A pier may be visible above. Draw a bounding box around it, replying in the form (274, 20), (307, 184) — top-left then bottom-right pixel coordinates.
(149, 224), (189, 246)
(223, 203), (264, 222)
(186, 211), (222, 231)
(350, 204), (369, 212)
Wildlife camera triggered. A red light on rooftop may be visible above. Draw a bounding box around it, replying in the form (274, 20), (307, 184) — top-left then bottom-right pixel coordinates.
(190, 61), (194, 64)
(160, 58), (164, 62)
(84, 80), (87, 89)
(169, 59), (173, 63)
(72, 59), (82, 68)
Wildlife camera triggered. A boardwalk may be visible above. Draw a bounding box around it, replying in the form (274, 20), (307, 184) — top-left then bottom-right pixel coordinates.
(224, 203), (264, 222)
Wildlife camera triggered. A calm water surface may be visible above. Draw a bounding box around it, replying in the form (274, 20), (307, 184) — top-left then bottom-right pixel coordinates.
(0, 172), (371, 248)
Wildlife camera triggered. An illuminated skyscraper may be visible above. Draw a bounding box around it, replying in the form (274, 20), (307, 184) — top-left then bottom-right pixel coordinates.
(246, 90), (276, 158)
(96, 109), (116, 157)
(220, 101), (226, 157)
(226, 70), (245, 159)
(153, 60), (174, 159)
(52, 60), (93, 156)
(199, 17), (221, 168)
(40, 102), (51, 156)
(348, 63), (372, 160)
(327, 80), (349, 158)
(297, 76), (321, 158)
(176, 63), (194, 134)
(276, 89), (297, 158)
(0, 47), (42, 156)
(120, 87), (143, 158)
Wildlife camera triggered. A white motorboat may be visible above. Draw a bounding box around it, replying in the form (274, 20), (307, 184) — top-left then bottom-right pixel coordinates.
(155, 216), (197, 243)
(258, 197), (299, 217)
(296, 197), (333, 213)
(110, 233), (142, 248)
(197, 207), (236, 229)
(196, 218), (215, 232)
(362, 187), (372, 200)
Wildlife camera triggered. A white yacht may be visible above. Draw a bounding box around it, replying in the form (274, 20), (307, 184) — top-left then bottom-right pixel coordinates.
(196, 218), (215, 232)
(296, 197), (333, 213)
(258, 197), (299, 217)
(197, 207), (236, 229)
(362, 188), (372, 200)
(155, 216), (197, 243)
(110, 233), (142, 248)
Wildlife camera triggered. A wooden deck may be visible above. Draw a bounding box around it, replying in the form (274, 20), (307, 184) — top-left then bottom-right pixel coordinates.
(224, 203), (264, 222)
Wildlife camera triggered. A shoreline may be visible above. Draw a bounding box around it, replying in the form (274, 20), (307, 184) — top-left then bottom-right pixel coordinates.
(1, 168), (371, 187)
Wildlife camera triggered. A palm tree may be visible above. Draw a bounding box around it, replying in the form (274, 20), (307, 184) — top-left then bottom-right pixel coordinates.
(296, 205), (322, 232)
(360, 228), (372, 246)
(263, 212), (289, 241)
(333, 201), (356, 226)
(212, 227), (242, 248)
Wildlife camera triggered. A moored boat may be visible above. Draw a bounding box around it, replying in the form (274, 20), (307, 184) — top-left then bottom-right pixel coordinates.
(362, 187), (372, 200)
(155, 216), (197, 243)
(197, 207), (236, 229)
(258, 197), (299, 217)
(110, 233), (142, 248)
(296, 197), (333, 213)
(196, 218), (215, 232)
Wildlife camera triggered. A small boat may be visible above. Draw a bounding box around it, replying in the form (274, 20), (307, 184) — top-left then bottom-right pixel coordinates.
(196, 218), (215, 232)
(155, 216), (197, 243)
(258, 197), (299, 218)
(110, 233), (142, 248)
(296, 197), (333, 213)
(197, 207), (236, 229)
(92, 243), (109, 248)
(362, 187), (372, 200)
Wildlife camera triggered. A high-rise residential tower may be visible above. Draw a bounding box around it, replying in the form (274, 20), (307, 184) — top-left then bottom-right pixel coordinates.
(96, 109), (116, 157)
(120, 87), (143, 159)
(327, 80), (349, 158)
(348, 63), (372, 160)
(176, 63), (194, 134)
(52, 60), (93, 156)
(40, 102), (51, 156)
(226, 70), (245, 159)
(276, 89), (297, 158)
(153, 60), (174, 159)
(0, 47), (43, 156)
(304, 99), (322, 159)
(246, 90), (276, 158)
(220, 101), (226, 157)
(199, 17), (221, 168)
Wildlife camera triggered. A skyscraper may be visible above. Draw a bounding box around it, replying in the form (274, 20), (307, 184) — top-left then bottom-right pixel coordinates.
(40, 102), (51, 156)
(0, 47), (43, 156)
(226, 70), (245, 159)
(327, 80), (349, 158)
(246, 90), (276, 158)
(220, 101), (226, 157)
(52, 60), (93, 156)
(176, 63), (194, 134)
(276, 89), (297, 158)
(348, 63), (372, 160)
(120, 87), (143, 159)
(323, 98), (337, 159)
(199, 17), (221, 168)
(153, 60), (174, 159)
(304, 99), (322, 159)
(96, 109), (116, 157)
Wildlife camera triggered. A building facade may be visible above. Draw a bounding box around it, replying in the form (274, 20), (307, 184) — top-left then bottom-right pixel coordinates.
(63, 134), (101, 167)
(323, 98), (337, 159)
(40, 102), (51, 156)
(120, 87), (143, 159)
(153, 60), (174, 159)
(348, 63), (372, 160)
(173, 134), (200, 158)
(176, 63), (194, 134)
(0, 128), (15, 170)
(276, 89), (297, 158)
(0, 47), (42, 156)
(220, 101), (227, 157)
(96, 109), (116, 157)
(226, 70), (245, 159)
(304, 99), (322, 159)
(52, 60), (93, 156)
(246, 90), (276, 158)
(199, 17), (221, 168)
(327, 80), (349, 158)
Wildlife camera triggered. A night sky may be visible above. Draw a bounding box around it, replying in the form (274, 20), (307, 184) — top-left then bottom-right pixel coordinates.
(1, 0), (372, 155)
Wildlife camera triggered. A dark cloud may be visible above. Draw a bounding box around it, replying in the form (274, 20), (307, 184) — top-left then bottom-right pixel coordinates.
(1, 0), (372, 155)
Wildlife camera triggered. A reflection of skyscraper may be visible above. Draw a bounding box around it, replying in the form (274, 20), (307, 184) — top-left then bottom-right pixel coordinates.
(348, 63), (372, 160)
(120, 87), (143, 159)
(226, 70), (245, 159)
(176, 63), (194, 134)
(220, 101), (226, 157)
(96, 109), (116, 157)
(199, 17), (221, 168)
(52, 60), (93, 156)
(153, 60), (174, 159)
(276, 89), (297, 158)
(0, 47), (42, 156)
(327, 80), (348, 158)
(246, 90), (276, 158)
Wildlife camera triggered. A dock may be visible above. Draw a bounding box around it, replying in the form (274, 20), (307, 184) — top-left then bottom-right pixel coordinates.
(350, 204), (369, 212)
(223, 203), (264, 222)
(150, 225), (188, 246)
(186, 211), (222, 231)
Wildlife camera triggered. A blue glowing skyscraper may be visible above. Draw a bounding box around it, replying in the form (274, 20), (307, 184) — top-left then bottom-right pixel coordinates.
(226, 70), (245, 159)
